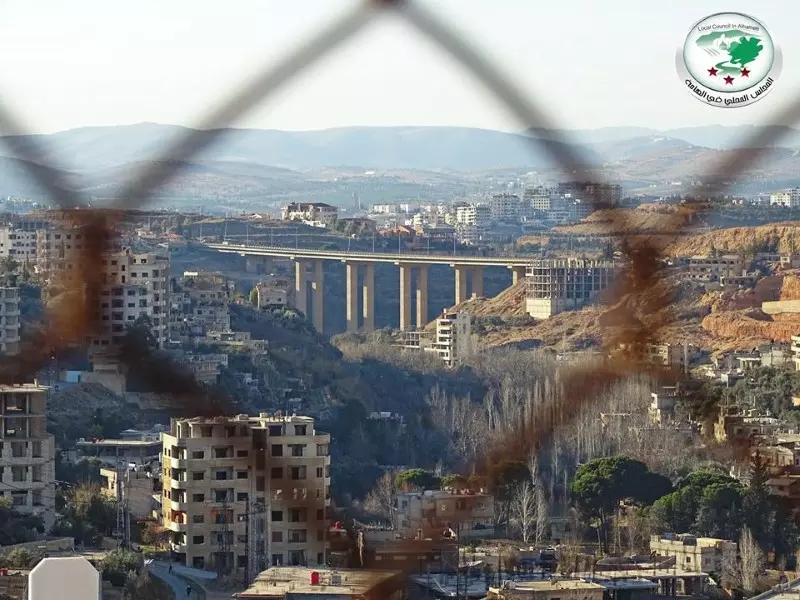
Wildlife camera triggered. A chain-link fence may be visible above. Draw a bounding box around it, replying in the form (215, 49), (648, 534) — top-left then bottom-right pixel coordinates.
(0, 0), (791, 592)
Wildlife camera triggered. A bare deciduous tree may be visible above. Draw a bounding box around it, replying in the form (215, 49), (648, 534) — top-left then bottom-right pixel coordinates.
(362, 471), (396, 524)
(509, 481), (537, 543)
(723, 528), (765, 595)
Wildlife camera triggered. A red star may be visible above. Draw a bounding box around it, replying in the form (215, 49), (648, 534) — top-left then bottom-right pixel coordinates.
(740, 67), (750, 77)
(724, 75), (735, 85)
(707, 66), (718, 76)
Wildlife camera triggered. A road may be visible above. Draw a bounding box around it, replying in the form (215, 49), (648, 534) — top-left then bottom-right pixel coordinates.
(148, 561), (206, 600)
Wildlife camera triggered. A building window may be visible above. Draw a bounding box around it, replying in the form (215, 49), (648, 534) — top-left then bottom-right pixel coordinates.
(192, 472), (205, 481)
(237, 556), (247, 568)
(256, 476), (265, 492)
(192, 494), (205, 503)
(271, 510), (283, 522)
(271, 444), (283, 457)
(236, 471), (248, 480)
(316, 509), (324, 521)
(214, 471), (229, 481)
(316, 467), (323, 478)
(237, 492), (248, 502)
(271, 554), (283, 566)
(272, 531), (283, 543)
(316, 444), (328, 456)
(192, 515), (204, 524)
(192, 535), (204, 544)
(288, 530), (307, 544)
(294, 425), (307, 436)
(236, 450), (248, 458)
(271, 467), (283, 479)
(290, 466), (307, 481)
(289, 508), (306, 523)
(289, 444), (305, 457)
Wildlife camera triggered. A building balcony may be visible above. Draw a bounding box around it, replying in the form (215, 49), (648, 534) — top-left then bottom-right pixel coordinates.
(170, 457), (187, 469)
(170, 478), (187, 489)
(169, 541), (187, 553)
(166, 521), (187, 533)
(169, 499), (186, 512)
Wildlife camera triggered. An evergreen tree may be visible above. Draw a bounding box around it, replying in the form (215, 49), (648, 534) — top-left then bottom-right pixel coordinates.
(742, 451), (771, 546)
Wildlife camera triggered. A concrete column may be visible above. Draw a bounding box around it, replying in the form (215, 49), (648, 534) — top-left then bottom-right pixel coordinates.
(362, 263), (375, 333)
(294, 260), (307, 316)
(416, 264), (428, 329)
(471, 266), (484, 298)
(399, 263), (412, 331)
(346, 262), (359, 332)
(454, 266), (468, 305)
(312, 260), (324, 333)
(511, 265), (526, 286)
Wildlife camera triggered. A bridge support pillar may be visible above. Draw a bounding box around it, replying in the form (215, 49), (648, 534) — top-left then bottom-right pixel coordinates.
(471, 266), (483, 299)
(294, 260), (307, 316)
(363, 263), (375, 333)
(399, 263), (412, 331)
(346, 262), (359, 333)
(312, 260), (324, 333)
(454, 266), (468, 305)
(416, 265), (428, 329)
(511, 265), (527, 286)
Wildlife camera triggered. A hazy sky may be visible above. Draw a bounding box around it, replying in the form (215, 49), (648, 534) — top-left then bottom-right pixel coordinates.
(0, 0), (797, 134)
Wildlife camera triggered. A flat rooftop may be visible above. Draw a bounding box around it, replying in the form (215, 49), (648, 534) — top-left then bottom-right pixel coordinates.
(236, 567), (401, 598)
(498, 580), (604, 592)
(76, 439), (161, 447)
(0, 384), (49, 393)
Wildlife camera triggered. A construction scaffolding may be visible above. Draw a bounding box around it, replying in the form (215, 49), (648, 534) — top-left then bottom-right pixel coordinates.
(212, 501), (232, 576)
(525, 258), (618, 319)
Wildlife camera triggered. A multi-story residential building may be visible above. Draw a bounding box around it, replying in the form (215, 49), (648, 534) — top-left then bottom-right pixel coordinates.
(791, 335), (800, 372)
(36, 230), (170, 350)
(161, 414), (331, 574)
(393, 488), (494, 540)
(525, 258), (617, 319)
(685, 254), (745, 282)
(0, 227), (37, 263)
(434, 310), (472, 367)
(0, 383), (56, 529)
(281, 203), (338, 226)
(0, 287), (20, 355)
(557, 181), (622, 207)
(170, 271), (232, 341)
(646, 343), (698, 372)
(650, 534), (736, 575)
(524, 186), (554, 211)
(489, 193), (527, 223)
(770, 188), (800, 208)
(454, 203), (491, 227)
(649, 387), (679, 425)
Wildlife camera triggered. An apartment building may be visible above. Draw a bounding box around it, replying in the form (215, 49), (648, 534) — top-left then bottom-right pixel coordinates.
(100, 466), (160, 519)
(650, 534), (735, 575)
(770, 188), (800, 208)
(0, 383), (56, 529)
(525, 258), (617, 319)
(92, 249), (170, 350)
(685, 254), (745, 282)
(0, 287), (20, 355)
(35, 226), (116, 282)
(557, 181), (622, 207)
(489, 193), (528, 223)
(393, 488), (494, 540)
(649, 387), (678, 425)
(523, 186), (554, 211)
(0, 227), (37, 263)
(434, 310), (472, 367)
(162, 414), (331, 574)
(791, 335), (800, 371)
(281, 202), (338, 226)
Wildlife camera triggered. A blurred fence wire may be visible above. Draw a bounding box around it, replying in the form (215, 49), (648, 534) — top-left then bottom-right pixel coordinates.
(0, 0), (788, 583)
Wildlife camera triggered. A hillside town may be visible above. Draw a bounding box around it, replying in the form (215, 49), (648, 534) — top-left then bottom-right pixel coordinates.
(3, 182), (800, 600)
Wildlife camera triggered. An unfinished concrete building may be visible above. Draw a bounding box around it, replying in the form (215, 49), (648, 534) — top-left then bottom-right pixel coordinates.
(0, 287), (20, 356)
(525, 258), (617, 319)
(0, 383), (56, 529)
(162, 414), (331, 575)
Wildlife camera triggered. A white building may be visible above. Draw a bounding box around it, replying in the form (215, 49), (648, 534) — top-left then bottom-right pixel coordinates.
(0, 227), (37, 263)
(0, 383), (56, 529)
(0, 287), (20, 355)
(281, 202), (339, 226)
(434, 310), (471, 367)
(770, 189), (800, 208)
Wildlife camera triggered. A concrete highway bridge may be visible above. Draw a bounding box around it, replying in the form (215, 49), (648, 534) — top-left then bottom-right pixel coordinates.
(203, 242), (532, 333)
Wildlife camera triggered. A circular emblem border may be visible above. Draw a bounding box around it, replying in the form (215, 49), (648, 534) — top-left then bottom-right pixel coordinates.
(675, 12), (782, 108)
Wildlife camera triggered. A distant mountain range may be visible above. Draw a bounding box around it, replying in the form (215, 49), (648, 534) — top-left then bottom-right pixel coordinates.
(4, 122), (800, 174)
(0, 122), (799, 204)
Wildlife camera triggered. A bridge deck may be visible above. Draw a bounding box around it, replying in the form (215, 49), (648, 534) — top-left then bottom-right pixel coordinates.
(204, 243), (533, 267)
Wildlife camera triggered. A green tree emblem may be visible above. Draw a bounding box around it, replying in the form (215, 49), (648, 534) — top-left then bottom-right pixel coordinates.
(727, 36), (762, 67)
